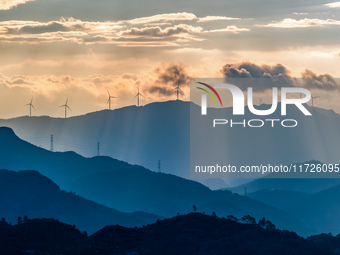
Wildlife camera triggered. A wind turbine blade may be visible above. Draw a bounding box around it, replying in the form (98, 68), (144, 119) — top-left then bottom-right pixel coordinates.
(31, 105), (36, 110)
(31, 97), (33, 104)
(107, 89), (110, 97)
(59, 105), (65, 108)
(134, 94), (138, 98)
(107, 98), (110, 104)
(67, 105), (72, 111)
(66, 97), (68, 104)
(140, 94), (145, 98)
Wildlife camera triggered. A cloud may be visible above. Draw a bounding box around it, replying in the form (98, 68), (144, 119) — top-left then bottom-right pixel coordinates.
(324, 1), (340, 8)
(293, 12), (308, 15)
(0, 36), (81, 44)
(0, 35), (82, 44)
(221, 62), (297, 92)
(260, 18), (340, 28)
(0, 0), (34, 10)
(0, 17), (122, 35)
(309, 50), (340, 58)
(82, 35), (181, 47)
(147, 63), (190, 96)
(9, 78), (30, 85)
(0, 17), (204, 46)
(127, 12), (197, 24)
(143, 22), (171, 26)
(301, 69), (340, 90)
(197, 16), (241, 22)
(0, 64), (194, 118)
(119, 24), (203, 37)
(122, 73), (138, 80)
(6, 21), (70, 34)
(204, 25), (249, 33)
(221, 61), (340, 93)
(0, 13), (246, 48)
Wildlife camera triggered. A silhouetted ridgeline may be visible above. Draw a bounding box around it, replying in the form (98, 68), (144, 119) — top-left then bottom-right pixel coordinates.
(1, 101), (340, 189)
(0, 213), (336, 255)
(231, 168), (340, 234)
(0, 128), (311, 236)
(230, 167), (340, 194)
(0, 169), (162, 234)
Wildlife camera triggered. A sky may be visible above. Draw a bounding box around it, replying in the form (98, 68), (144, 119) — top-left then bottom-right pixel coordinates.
(1, 0), (340, 118)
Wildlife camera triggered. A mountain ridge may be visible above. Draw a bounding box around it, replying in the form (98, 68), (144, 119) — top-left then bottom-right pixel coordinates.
(0, 169), (162, 234)
(0, 127), (313, 236)
(1, 100), (340, 189)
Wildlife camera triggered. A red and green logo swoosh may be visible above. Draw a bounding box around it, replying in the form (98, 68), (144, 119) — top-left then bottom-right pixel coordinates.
(196, 82), (223, 107)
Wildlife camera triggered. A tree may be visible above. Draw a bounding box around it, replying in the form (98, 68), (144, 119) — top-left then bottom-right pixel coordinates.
(258, 217), (276, 230)
(211, 212), (217, 218)
(259, 217), (266, 228)
(17, 216), (22, 225)
(241, 215), (256, 224)
(227, 215), (239, 222)
(193, 205), (197, 212)
(23, 215), (28, 223)
(265, 220), (276, 230)
(1, 217), (5, 223)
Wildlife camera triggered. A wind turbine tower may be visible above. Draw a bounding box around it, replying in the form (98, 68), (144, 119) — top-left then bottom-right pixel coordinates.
(311, 96), (320, 108)
(174, 81), (183, 100)
(59, 97), (72, 118)
(25, 97), (35, 117)
(134, 87), (144, 107)
(107, 90), (116, 110)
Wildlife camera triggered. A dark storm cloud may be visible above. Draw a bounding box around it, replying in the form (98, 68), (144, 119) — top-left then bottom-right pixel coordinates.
(301, 69), (340, 91)
(148, 86), (176, 96)
(147, 63), (190, 96)
(156, 63), (190, 85)
(222, 62), (293, 79)
(221, 61), (298, 92)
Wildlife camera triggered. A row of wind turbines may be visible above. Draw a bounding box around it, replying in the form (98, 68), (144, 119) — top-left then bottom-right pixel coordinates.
(105, 82), (183, 109)
(25, 83), (319, 118)
(26, 97), (71, 118)
(25, 82), (184, 118)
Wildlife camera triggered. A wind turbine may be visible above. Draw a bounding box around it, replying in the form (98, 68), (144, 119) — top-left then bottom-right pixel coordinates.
(173, 81), (183, 100)
(134, 87), (144, 107)
(311, 96), (320, 108)
(107, 90), (116, 110)
(259, 97), (263, 105)
(25, 97), (35, 117)
(59, 97), (72, 118)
